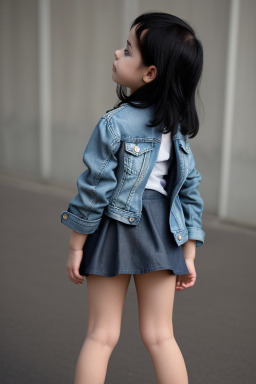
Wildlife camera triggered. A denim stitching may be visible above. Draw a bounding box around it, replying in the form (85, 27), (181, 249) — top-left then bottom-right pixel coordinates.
(111, 171), (126, 206)
(104, 103), (129, 119)
(85, 117), (122, 217)
(107, 119), (121, 148)
(107, 204), (140, 217)
(85, 155), (112, 217)
(123, 136), (161, 144)
(126, 150), (149, 209)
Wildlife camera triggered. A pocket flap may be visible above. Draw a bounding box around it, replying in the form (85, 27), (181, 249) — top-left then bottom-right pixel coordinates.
(124, 141), (154, 156)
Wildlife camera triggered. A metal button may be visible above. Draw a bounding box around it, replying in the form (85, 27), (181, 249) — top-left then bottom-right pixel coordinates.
(134, 145), (140, 153)
(178, 234), (182, 240)
(62, 213), (68, 220)
(129, 217), (134, 222)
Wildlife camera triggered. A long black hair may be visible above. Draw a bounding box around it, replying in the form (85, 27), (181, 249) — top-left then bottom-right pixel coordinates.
(107, 11), (204, 138)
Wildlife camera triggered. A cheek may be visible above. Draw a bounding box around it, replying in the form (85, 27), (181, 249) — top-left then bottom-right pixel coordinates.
(125, 61), (139, 74)
(123, 57), (136, 68)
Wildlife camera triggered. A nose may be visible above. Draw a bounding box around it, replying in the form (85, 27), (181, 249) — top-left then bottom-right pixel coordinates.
(114, 49), (120, 59)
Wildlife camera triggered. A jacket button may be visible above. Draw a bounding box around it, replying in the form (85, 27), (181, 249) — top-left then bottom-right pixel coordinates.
(134, 145), (140, 153)
(129, 217), (134, 222)
(62, 213), (68, 220)
(178, 234), (182, 240)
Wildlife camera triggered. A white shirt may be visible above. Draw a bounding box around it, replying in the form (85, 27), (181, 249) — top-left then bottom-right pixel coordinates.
(145, 131), (172, 196)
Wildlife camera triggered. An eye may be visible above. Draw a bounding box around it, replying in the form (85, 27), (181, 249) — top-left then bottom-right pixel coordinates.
(124, 48), (130, 56)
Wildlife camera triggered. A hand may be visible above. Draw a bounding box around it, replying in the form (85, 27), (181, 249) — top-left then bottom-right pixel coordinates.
(176, 259), (196, 290)
(66, 249), (85, 285)
(176, 239), (197, 291)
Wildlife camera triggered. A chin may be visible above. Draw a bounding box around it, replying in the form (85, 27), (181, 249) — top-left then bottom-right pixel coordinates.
(112, 78), (124, 87)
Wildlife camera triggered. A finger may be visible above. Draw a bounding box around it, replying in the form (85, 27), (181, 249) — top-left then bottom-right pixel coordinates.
(177, 286), (185, 290)
(189, 277), (196, 284)
(66, 265), (83, 284)
(182, 280), (191, 287)
(67, 271), (75, 283)
(179, 280), (183, 288)
(183, 280), (195, 288)
(73, 274), (84, 284)
(70, 270), (82, 284)
(73, 268), (84, 281)
(182, 282), (190, 289)
(176, 280), (185, 289)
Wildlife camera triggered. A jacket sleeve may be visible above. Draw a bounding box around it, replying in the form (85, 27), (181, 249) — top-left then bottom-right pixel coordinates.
(60, 116), (121, 234)
(179, 148), (205, 247)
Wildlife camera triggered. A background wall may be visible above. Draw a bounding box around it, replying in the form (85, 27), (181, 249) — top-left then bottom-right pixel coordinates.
(0, 0), (255, 227)
(228, 0), (256, 226)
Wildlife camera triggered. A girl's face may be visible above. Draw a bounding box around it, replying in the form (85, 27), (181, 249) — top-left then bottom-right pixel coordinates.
(112, 25), (156, 94)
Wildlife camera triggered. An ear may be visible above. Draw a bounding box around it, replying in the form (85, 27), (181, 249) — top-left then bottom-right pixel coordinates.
(142, 65), (157, 83)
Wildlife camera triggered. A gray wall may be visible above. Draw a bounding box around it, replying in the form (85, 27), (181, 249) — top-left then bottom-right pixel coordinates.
(229, 0), (256, 227)
(0, 0), (39, 177)
(0, 0), (255, 227)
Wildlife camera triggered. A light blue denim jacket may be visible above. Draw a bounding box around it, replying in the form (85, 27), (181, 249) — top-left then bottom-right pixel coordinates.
(60, 103), (205, 247)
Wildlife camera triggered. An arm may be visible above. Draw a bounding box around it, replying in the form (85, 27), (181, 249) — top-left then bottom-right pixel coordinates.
(70, 230), (88, 251)
(60, 116), (121, 234)
(179, 148), (205, 248)
(181, 239), (196, 260)
(66, 230), (89, 284)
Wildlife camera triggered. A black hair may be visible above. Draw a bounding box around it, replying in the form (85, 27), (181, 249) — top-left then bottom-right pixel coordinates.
(106, 11), (204, 138)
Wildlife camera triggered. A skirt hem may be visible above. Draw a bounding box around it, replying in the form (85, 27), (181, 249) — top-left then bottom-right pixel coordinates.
(82, 265), (189, 278)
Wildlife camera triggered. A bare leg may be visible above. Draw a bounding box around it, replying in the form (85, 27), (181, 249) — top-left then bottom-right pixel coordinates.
(133, 270), (189, 384)
(74, 273), (132, 384)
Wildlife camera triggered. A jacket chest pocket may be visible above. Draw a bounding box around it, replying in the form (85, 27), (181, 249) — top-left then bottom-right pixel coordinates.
(124, 141), (154, 175)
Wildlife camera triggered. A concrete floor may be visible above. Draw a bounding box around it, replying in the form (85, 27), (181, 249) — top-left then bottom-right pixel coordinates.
(1, 172), (255, 384)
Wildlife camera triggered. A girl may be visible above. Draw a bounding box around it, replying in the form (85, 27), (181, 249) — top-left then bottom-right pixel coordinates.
(61, 11), (205, 384)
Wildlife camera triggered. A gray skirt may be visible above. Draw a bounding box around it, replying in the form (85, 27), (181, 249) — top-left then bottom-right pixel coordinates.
(79, 188), (189, 277)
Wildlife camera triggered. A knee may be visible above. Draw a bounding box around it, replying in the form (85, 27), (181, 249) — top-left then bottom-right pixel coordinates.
(86, 326), (120, 350)
(140, 324), (174, 349)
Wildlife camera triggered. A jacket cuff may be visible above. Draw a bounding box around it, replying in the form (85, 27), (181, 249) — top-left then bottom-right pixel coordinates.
(60, 210), (101, 234)
(187, 227), (205, 247)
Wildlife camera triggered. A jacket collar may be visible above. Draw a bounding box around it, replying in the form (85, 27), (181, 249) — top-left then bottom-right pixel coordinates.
(172, 123), (188, 141)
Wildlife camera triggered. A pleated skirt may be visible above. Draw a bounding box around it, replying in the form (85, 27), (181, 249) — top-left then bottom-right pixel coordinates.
(79, 188), (189, 277)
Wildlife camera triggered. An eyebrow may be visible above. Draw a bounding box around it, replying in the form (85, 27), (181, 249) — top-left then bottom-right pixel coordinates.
(127, 40), (132, 49)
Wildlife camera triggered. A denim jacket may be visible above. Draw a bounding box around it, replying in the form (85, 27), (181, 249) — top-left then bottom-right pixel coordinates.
(60, 103), (205, 247)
